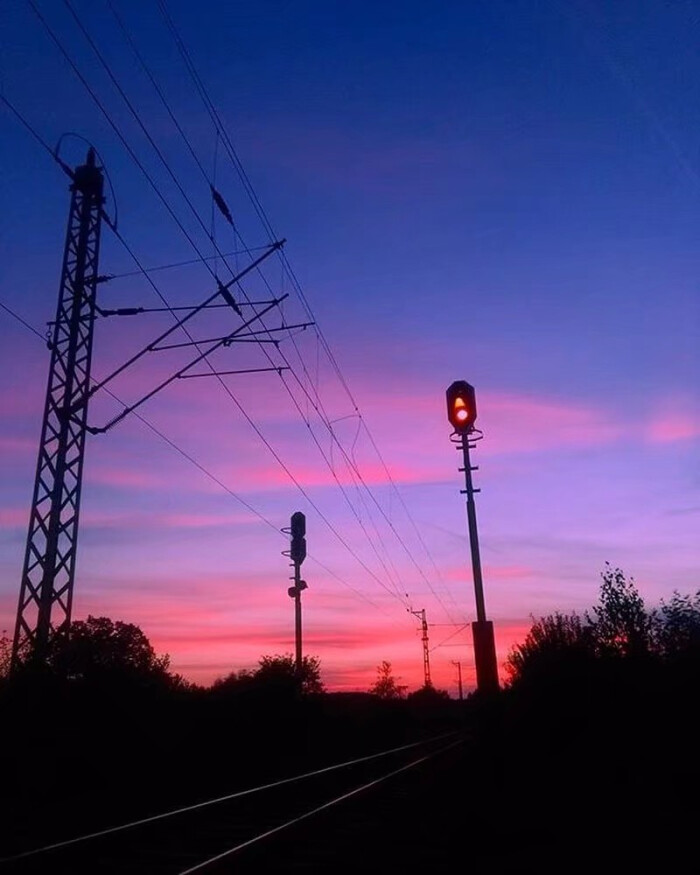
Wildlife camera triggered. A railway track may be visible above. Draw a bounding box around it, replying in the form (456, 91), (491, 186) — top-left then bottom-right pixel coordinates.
(1, 731), (465, 873)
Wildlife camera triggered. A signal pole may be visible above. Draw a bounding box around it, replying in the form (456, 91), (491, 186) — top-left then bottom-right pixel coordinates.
(446, 381), (499, 694)
(13, 149), (104, 666)
(410, 608), (432, 688)
(452, 660), (464, 700)
(286, 511), (307, 674)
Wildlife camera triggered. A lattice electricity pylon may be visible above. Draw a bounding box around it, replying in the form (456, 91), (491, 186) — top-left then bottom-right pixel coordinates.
(410, 608), (432, 687)
(12, 149), (104, 666)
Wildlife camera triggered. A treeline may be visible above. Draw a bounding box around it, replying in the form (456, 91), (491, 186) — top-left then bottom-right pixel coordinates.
(504, 562), (700, 686)
(498, 562), (700, 747)
(1, 618), (449, 703)
(0, 618), (457, 855)
(2, 564), (698, 860)
(478, 564), (700, 869)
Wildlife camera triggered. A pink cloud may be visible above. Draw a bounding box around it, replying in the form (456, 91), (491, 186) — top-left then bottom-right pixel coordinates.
(646, 411), (700, 443)
(0, 436), (36, 455)
(0, 507), (29, 528)
(279, 374), (627, 460)
(157, 511), (254, 528)
(0, 381), (45, 418)
(485, 394), (625, 452)
(188, 385), (628, 495)
(444, 564), (534, 583)
(88, 464), (169, 489)
(213, 457), (441, 492)
(77, 507), (253, 531)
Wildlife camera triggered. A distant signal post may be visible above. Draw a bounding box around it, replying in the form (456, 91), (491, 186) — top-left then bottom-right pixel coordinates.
(446, 381), (499, 694)
(287, 511), (308, 674)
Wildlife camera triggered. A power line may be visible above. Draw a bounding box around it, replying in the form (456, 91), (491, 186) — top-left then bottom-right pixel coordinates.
(105, 248), (268, 281)
(0, 120), (388, 621)
(155, 0), (467, 624)
(60, 0), (414, 609)
(0, 301), (46, 341)
(105, 0), (412, 602)
(0, 297), (398, 620)
(0, 93), (65, 168)
(76, 0), (435, 620)
(26, 2), (411, 609)
(22, 3), (450, 622)
(430, 624), (471, 652)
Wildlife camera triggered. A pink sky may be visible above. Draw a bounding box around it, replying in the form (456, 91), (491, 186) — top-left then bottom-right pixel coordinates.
(1, 1), (698, 696)
(1, 342), (696, 694)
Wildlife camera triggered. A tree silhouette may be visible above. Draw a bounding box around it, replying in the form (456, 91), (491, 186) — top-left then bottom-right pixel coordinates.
(368, 661), (406, 699)
(504, 612), (594, 686)
(506, 565), (663, 686)
(210, 668), (254, 693)
(45, 615), (172, 689)
(587, 563), (654, 659)
(253, 653), (324, 695)
(406, 684), (450, 703)
(654, 589), (700, 660)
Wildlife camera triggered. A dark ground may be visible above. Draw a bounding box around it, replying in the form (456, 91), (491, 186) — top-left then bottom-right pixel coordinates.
(1, 682), (698, 873)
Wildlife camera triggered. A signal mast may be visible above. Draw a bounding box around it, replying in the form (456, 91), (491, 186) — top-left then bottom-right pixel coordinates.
(446, 381), (499, 694)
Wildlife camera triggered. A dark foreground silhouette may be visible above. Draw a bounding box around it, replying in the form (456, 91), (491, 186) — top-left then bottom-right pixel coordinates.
(1, 567), (698, 871)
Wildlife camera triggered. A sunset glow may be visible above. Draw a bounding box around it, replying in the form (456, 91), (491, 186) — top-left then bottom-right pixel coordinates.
(0, 1), (697, 697)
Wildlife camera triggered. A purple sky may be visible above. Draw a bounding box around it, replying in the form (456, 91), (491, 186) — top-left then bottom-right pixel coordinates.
(1, 0), (698, 694)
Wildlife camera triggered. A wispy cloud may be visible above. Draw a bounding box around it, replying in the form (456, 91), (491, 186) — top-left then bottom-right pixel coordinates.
(646, 411), (700, 444)
(0, 507), (29, 527)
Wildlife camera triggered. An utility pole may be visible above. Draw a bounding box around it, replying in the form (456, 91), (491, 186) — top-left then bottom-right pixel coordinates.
(11, 145), (301, 671)
(410, 608), (431, 688)
(452, 660), (464, 700)
(286, 511), (307, 674)
(13, 149), (104, 666)
(446, 381), (499, 694)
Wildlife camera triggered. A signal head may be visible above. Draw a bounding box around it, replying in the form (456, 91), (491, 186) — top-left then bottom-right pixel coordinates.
(290, 511), (307, 564)
(290, 511), (306, 537)
(446, 381), (477, 433)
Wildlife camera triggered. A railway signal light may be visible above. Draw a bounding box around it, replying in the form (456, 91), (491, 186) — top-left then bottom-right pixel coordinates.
(290, 511), (306, 564)
(446, 381), (477, 433)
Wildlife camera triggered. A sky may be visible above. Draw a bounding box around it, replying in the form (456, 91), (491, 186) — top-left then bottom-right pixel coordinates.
(0, 0), (698, 696)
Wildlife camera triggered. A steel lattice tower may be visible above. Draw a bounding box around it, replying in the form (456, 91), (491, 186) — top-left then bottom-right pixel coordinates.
(12, 149), (104, 665)
(411, 608), (431, 687)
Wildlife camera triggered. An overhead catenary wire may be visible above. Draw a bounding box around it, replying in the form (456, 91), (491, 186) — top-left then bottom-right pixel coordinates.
(104, 0), (427, 614)
(26, 1), (413, 610)
(104, 0), (438, 616)
(54, 0), (405, 607)
(0, 106), (369, 619)
(430, 623), (471, 652)
(111, 231), (409, 611)
(154, 0), (467, 623)
(104, 247), (268, 281)
(56, 0), (415, 609)
(21, 2), (461, 624)
(102, 0), (413, 607)
(0, 93), (70, 174)
(0, 296), (397, 620)
(108, 234), (411, 610)
(108, 0), (459, 620)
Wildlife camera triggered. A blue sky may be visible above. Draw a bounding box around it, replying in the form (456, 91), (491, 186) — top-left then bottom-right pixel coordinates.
(0, 0), (698, 693)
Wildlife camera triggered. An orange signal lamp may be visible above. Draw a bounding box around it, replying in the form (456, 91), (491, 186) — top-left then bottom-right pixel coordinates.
(446, 381), (477, 433)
